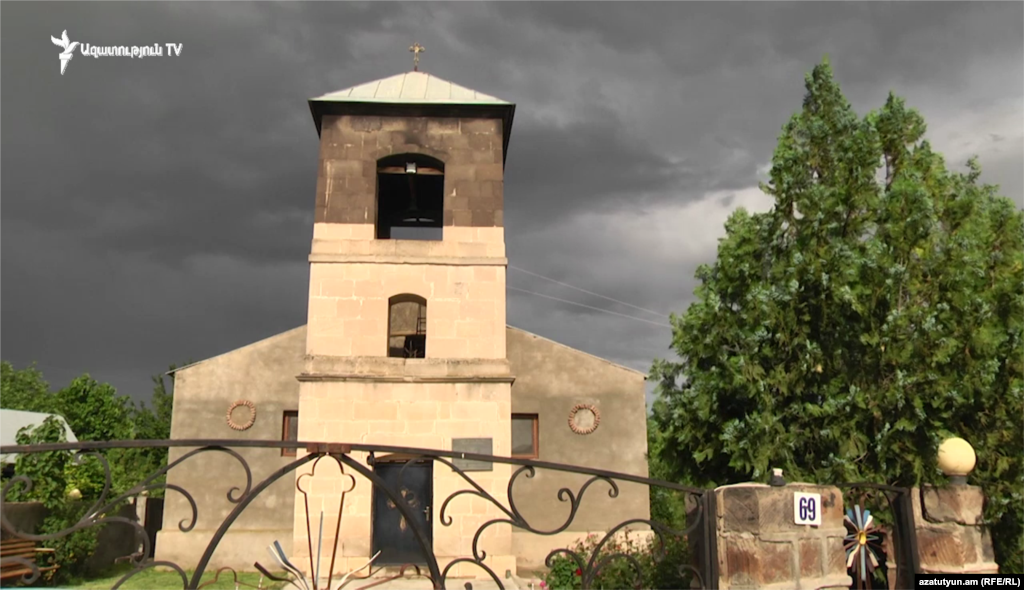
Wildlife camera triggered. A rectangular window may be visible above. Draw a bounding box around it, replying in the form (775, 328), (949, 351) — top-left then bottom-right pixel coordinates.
(282, 411), (299, 457)
(511, 414), (538, 459)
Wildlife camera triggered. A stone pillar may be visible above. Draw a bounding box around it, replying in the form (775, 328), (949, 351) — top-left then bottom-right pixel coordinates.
(912, 485), (998, 575)
(715, 483), (851, 590)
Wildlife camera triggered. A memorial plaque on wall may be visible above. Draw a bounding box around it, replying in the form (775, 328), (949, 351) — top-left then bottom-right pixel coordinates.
(452, 438), (493, 471)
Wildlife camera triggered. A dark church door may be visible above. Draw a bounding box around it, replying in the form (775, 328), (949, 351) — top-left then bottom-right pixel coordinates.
(371, 461), (433, 565)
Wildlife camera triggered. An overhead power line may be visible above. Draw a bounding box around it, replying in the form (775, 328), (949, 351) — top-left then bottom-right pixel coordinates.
(508, 265), (669, 319)
(507, 286), (673, 329)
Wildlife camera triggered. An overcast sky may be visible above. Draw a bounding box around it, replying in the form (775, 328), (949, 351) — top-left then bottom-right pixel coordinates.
(2, 2), (1022, 410)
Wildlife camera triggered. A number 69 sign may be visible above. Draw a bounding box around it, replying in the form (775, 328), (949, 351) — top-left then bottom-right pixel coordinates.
(794, 492), (822, 526)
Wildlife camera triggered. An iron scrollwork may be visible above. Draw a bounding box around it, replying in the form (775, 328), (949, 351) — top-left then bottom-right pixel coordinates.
(0, 439), (716, 590)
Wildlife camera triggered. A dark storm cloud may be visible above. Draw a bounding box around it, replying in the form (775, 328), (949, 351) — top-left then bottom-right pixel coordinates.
(2, 2), (1020, 407)
(503, 105), (699, 229)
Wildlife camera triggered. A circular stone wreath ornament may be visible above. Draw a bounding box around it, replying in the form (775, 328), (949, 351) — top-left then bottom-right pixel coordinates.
(568, 403), (600, 435)
(226, 400), (257, 431)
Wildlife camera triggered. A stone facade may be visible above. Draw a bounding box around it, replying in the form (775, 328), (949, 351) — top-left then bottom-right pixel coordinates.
(314, 115), (504, 228)
(305, 227), (506, 360)
(296, 109), (517, 580)
(155, 73), (650, 580)
(153, 324), (649, 575)
(157, 327), (307, 570)
(913, 485), (998, 575)
(714, 483), (851, 590)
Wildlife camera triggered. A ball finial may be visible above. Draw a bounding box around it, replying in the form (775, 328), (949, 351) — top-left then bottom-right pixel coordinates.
(937, 437), (976, 485)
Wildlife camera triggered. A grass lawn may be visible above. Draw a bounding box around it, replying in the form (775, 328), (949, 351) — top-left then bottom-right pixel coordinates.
(46, 565), (289, 590)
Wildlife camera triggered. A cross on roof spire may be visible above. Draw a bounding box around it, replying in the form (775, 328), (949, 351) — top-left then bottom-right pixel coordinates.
(409, 42), (425, 71)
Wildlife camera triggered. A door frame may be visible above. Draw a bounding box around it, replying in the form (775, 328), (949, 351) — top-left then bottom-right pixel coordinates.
(370, 455), (433, 565)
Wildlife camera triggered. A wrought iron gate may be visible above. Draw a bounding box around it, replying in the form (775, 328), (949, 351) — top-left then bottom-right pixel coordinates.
(0, 439), (719, 590)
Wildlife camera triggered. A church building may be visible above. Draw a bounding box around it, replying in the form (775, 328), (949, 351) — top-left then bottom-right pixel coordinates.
(157, 64), (650, 580)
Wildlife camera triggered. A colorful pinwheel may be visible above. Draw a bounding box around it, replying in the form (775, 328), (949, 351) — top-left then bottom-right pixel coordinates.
(844, 505), (882, 588)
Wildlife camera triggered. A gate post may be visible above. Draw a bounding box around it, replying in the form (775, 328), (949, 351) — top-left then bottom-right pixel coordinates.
(713, 482), (851, 590)
(912, 485), (998, 575)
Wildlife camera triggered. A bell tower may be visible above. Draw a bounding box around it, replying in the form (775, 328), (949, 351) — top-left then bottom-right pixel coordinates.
(293, 67), (517, 579)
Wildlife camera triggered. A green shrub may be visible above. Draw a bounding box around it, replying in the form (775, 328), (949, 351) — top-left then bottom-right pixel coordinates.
(5, 416), (104, 586)
(543, 529), (692, 590)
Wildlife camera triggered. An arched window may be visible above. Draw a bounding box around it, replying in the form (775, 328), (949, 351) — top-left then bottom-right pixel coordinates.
(388, 294), (427, 358)
(376, 154), (444, 241)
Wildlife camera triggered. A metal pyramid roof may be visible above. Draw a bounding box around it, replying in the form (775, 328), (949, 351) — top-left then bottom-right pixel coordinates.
(310, 71), (511, 105)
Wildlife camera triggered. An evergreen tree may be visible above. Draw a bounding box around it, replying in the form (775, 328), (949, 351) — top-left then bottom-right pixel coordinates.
(651, 60), (1024, 572)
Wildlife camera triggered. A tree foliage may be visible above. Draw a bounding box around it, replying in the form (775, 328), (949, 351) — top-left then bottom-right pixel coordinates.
(1, 362), (180, 582)
(0, 362), (51, 413)
(6, 416), (101, 585)
(651, 60), (1024, 572)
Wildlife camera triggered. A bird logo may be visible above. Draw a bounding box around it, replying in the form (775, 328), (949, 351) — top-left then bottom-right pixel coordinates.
(51, 30), (79, 75)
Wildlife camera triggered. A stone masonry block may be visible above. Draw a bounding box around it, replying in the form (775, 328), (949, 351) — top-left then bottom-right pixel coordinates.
(349, 116), (382, 132)
(441, 133), (471, 150)
(398, 434), (444, 450)
(455, 321), (481, 338)
(467, 280), (502, 301)
(306, 331), (351, 357)
(352, 280), (384, 298)
(398, 402), (438, 422)
(435, 420), (482, 437)
(447, 165), (474, 183)
(405, 420), (436, 435)
(799, 538), (823, 579)
(312, 223), (353, 240)
(921, 485), (985, 525)
(322, 159), (364, 179)
(431, 319), (456, 339)
(472, 148), (498, 163)
(308, 297), (339, 318)
(463, 300), (495, 320)
(719, 487), (762, 534)
(452, 402), (498, 422)
(380, 117), (407, 131)
(917, 525), (977, 569)
(368, 420), (405, 435)
(320, 278), (354, 298)
(476, 227), (505, 244)
(452, 180), (480, 199)
(468, 133), (492, 150)
(426, 119), (460, 134)
(343, 318), (379, 336)
(723, 536), (761, 587)
(350, 336), (383, 356)
(449, 266), (476, 283)
(471, 210), (495, 227)
(353, 401), (397, 421)
(461, 119), (499, 134)
(475, 163), (504, 182)
(335, 298), (363, 319)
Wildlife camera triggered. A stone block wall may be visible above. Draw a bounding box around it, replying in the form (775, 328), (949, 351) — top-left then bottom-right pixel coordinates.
(305, 253), (507, 361)
(913, 485), (998, 574)
(315, 115), (504, 228)
(715, 483), (851, 590)
(291, 379), (515, 581)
